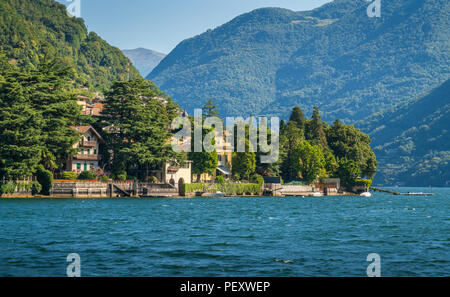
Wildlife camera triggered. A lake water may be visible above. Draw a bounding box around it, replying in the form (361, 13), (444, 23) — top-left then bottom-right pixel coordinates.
(0, 187), (448, 277)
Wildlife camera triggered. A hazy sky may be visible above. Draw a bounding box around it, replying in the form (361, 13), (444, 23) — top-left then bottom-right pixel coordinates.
(57, 0), (332, 54)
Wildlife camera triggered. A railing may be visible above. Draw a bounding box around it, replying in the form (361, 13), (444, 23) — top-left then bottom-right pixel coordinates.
(79, 140), (97, 147)
(73, 154), (101, 161)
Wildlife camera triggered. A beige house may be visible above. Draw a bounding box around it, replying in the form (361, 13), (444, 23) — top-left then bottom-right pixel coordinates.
(66, 126), (105, 174)
(150, 161), (193, 187)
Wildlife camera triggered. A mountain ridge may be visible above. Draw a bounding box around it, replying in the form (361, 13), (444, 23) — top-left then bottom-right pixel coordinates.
(148, 0), (450, 122)
(360, 79), (450, 186)
(123, 48), (166, 77)
(0, 0), (141, 93)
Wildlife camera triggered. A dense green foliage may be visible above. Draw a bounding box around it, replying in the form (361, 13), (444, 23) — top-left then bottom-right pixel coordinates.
(280, 106), (377, 188)
(61, 171), (78, 180)
(100, 79), (181, 181)
(232, 140), (256, 180)
(149, 0), (449, 122)
(358, 79), (450, 186)
(292, 141), (325, 183)
(188, 101), (219, 179)
(0, 181), (42, 196)
(36, 165), (53, 195)
(0, 0), (141, 93)
(183, 182), (261, 196)
(0, 54), (81, 179)
(77, 170), (96, 180)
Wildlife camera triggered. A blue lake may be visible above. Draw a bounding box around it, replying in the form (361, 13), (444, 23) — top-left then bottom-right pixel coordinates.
(0, 187), (448, 277)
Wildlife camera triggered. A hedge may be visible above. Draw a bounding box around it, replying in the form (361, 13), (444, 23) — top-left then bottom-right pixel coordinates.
(62, 171), (78, 180)
(182, 182), (261, 196)
(0, 181), (42, 196)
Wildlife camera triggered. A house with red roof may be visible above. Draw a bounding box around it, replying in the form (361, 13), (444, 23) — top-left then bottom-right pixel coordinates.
(66, 126), (105, 174)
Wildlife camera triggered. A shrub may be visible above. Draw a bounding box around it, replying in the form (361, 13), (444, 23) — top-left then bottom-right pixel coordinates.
(251, 174), (264, 186)
(98, 175), (109, 182)
(0, 182), (16, 195)
(355, 178), (373, 191)
(216, 176), (225, 185)
(78, 171), (96, 180)
(30, 182), (42, 196)
(36, 165), (53, 195)
(62, 171), (78, 180)
(183, 183), (209, 194)
(116, 172), (127, 181)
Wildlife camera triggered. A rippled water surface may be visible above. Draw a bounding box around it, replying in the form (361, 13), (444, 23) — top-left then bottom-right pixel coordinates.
(0, 188), (449, 277)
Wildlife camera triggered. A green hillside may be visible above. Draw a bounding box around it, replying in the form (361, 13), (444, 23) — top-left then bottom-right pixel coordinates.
(359, 80), (450, 187)
(0, 0), (141, 92)
(148, 0), (450, 122)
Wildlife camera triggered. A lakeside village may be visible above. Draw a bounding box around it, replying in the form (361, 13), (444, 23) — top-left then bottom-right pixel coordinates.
(0, 61), (378, 198)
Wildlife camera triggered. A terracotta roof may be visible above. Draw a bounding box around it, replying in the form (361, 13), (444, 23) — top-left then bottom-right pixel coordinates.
(70, 126), (91, 133)
(70, 125), (105, 143)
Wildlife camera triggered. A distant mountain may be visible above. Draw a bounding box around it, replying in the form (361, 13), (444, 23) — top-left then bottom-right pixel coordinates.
(148, 0), (450, 122)
(359, 80), (450, 187)
(123, 48), (166, 77)
(0, 0), (141, 92)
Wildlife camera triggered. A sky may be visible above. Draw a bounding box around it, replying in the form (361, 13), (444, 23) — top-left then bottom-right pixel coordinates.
(57, 0), (332, 54)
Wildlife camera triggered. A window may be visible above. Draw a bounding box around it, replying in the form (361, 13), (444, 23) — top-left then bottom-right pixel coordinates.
(84, 163), (87, 171)
(77, 163), (81, 169)
(94, 149), (97, 155)
(87, 136), (91, 141)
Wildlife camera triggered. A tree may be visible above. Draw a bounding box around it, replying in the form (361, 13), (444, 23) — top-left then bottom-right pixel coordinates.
(202, 99), (218, 118)
(289, 106), (306, 134)
(292, 141), (325, 183)
(327, 119), (378, 179)
(190, 149), (218, 180)
(307, 106), (328, 148)
(0, 56), (80, 179)
(232, 140), (256, 180)
(27, 59), (82, 171)
(337, 158), (361, 188)
(188, 121), (218, 180)
(324, 150), (339, 177)
(101, 79), (179, 180)
(280, 121), (304, 181)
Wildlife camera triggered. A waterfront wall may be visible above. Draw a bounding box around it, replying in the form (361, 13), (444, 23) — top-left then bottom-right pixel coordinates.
(52, 181), (108, 198)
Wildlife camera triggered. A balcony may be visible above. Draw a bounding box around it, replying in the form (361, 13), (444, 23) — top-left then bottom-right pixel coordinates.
(73, 154), (101, 161)
(79, 140), (97, 148)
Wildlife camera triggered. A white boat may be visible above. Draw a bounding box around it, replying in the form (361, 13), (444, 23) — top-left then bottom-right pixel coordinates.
(360, 192), (372, 197)
(311, 192), (323, 197)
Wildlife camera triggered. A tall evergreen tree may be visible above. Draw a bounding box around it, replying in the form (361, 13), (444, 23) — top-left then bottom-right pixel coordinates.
(27, 59), (82, 171)
(308, 106), (328, 148)
(101, 79), (179, 180)
(0, 55), (81, 177)
(280, 121), (304, 181)
(289, 106), (306, 134)
(202, 99), (218, 118)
